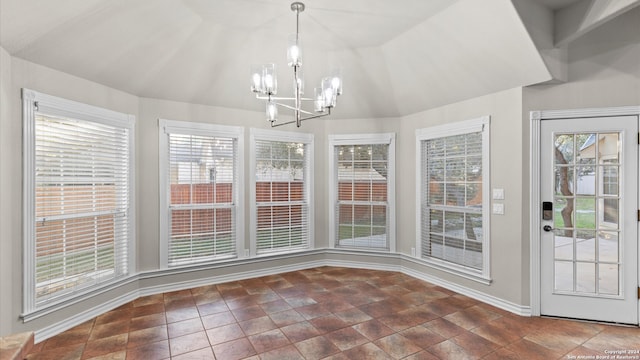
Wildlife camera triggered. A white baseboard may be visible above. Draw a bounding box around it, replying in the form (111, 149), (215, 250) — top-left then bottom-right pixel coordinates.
(323, 259), (400, 273)
(34, 250), (531, 342)
(35, 291), (139, 343)
(401, 266), (531, 316)
(35, 256), (325, 343)
(138, 260), (327, 298)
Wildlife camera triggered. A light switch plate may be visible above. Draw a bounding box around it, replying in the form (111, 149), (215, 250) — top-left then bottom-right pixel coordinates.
(492, 203), (505, 215)
(492, 188), (505, 200)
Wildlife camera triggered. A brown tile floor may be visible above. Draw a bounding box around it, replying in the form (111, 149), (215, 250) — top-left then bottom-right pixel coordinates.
(26, 266), (640, 360)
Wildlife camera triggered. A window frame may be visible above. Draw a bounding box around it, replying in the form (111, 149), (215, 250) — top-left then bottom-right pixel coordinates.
(328, 133), (396, 252)
(415, 116), (491, 283)
(249, 128), (314, 256)
(22, 89), (136, 316)
(158, 119), (245, 268)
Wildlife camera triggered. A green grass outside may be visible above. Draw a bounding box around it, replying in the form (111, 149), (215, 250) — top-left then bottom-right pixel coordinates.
(554, 197), (596, 230)
(256, 227), (305, 251)
(338, 224), (386, 240)
(170, 234), (234, 261)
(37, 224), (388, 283)
(36, 246), (115, 283)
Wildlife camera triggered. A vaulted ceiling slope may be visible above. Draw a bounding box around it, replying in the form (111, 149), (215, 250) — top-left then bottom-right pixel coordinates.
(0, 0), (632, 119)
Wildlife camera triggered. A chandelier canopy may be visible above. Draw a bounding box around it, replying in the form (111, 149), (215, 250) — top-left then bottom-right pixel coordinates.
(250, 2), (343, 127)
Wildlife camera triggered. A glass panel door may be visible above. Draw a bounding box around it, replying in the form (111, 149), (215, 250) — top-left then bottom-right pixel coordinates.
(540, 116), (638, 324)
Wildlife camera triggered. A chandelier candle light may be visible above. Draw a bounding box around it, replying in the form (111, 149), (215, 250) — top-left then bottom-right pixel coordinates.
(251, 2), (343, 127)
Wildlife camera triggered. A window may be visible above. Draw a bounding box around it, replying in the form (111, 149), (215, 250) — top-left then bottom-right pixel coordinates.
(22, 89), (134, 313)
(329, 134), (395, 251)
(416, 116), (490, 280)
(250, 129), (313, 255)
(159, 120), (243, 267)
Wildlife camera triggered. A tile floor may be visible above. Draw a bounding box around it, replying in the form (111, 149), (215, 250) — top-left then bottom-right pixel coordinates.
(26, 266), (639, 360)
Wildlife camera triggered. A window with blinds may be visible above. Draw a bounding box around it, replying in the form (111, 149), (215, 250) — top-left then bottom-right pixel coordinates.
(331, 136), (395, 251)
(23, 90), (134, 312)
(417, 117), (490, 278)
(160, 120), (243, 267)
(252, 130), (313, 255)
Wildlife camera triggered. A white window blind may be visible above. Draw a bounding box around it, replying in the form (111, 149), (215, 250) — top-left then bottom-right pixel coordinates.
(166, 133), (238, 265)
(418, 118), (489, 275)
(254, 139), (310, 254)
(334, 144), (390, 250)
(28, 103), (133, 310)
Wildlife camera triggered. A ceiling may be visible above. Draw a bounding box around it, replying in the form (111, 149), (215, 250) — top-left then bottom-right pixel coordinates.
(530, 0), (581, 9)
(0, 0), (585, 119)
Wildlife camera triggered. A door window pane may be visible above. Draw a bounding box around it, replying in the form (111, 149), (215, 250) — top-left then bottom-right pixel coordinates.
(555, 261), (573, 292)
(551, 131), (623, 297)
(598, 264), (619, 295)
(576, 262), (596, 293)
(575, 232), (595, 262)
(598, 231), (619, 262)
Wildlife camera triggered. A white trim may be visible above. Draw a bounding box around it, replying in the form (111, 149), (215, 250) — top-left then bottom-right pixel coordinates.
(408, 256), (492, 285)
(529, 111), (542, 316)
(137, 260), (327, 299)
(22, 88), (133, 129)
(33, 249), (327, 342)
(22, 275), (139, 323)
(328, 141), (337, 249)
(160, 118), (244, 138)
(158, 121), (169, 268)
(22, 89), (37, 313)
(158, 118), (245, 268)
(415, 117), (487, 140)
(31, 248), (532, 343)
(250, 127), (314, 143)
(328, 133), (396, 252)
(400, 261), (531, 316)
(127, 114), (137, 282)
(529, 106), (640, 320)
(388, 136), (396, 254)
(307, 140), (315, 252)
(249, 128), (315, 256)
(328, 133), (395, 145)
(415, 116), (491, 282)
(323, 259), (400, 273)
(34, 291), (139, 343)
(21, 89), (135, 315)
(534, 106), (640, 120)
(415, 134), (422, 260)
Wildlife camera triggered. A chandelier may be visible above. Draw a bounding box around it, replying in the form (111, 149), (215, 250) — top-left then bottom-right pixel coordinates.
(250, 2), (343, 127)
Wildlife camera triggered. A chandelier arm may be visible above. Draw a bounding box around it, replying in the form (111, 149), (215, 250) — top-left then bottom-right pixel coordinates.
(299, 111), (331, 122)
(269, 111), (331, 128)
(297, 108), (317, 116)
(255, 95), (314, 101)
(270, 102), (318, 116)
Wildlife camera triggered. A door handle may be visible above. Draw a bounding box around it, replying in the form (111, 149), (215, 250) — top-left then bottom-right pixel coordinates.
(543, 225), (554, 232)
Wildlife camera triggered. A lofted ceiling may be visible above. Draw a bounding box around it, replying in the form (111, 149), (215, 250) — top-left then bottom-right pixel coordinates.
(0, 0), (597, 119)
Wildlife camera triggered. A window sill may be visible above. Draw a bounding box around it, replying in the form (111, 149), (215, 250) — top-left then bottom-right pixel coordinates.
(331, 246), (391, 254)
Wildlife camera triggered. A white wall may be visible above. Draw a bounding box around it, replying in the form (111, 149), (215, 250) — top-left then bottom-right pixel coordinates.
(524, 6), (640, 110)
(0, 46), (14, 336)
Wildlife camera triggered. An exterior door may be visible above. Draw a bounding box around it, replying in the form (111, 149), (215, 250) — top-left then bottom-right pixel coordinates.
(540, 116), (638, 324)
